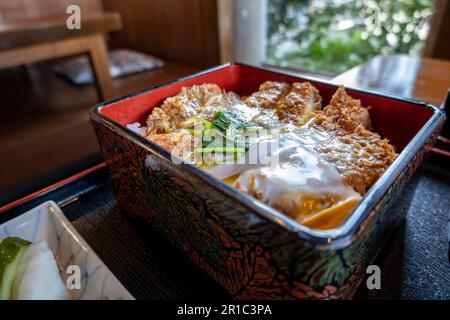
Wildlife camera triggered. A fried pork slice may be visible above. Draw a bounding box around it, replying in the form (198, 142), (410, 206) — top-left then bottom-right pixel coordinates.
(244, 81), (291, 109)
(197, 91), (246, 121)
(313, 125), (397, 195)
(147, 130), (196, 159)
(146, 84), (222, 134)
(275, 82), (322, 125)
(303, 87), (396, 194)
(323, 86), (372, 132)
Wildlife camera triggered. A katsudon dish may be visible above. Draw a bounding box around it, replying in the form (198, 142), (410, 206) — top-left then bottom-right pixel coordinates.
(132, 81), (397, 230)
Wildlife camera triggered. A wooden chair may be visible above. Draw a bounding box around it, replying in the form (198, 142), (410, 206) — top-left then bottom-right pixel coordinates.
(0, 12), (122, 101)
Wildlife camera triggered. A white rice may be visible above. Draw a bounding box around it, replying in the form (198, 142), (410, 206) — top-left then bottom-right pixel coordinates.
(127, 122), (147, 136)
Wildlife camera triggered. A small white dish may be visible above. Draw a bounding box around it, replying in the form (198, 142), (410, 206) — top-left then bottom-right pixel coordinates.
(0, 201), (134, 300)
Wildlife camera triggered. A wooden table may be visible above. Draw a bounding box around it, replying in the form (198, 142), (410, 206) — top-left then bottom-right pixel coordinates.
(332, 56), (450, 300)
(0, 13), (122, 101)
(2, 160), (449, 300)
(332, 54), (450, 106)
(332, 54), (450, 156)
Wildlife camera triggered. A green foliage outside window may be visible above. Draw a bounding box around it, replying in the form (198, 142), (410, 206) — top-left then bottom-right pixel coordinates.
(266, 0), (434, 75)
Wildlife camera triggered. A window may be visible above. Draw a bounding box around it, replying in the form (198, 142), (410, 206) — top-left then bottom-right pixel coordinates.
(265, 0), (435, 76)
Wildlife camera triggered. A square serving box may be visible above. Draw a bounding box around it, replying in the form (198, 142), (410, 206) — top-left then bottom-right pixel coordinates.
(90, 63), (446, 299)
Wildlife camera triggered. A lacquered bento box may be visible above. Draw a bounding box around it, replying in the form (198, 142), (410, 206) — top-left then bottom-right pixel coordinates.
(90, 63), (446, 299)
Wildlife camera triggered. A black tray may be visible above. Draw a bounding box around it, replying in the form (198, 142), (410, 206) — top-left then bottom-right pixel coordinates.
(1, 160), (450, 300)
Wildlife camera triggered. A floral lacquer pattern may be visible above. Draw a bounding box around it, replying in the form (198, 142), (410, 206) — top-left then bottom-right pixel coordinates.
(92, 119), (438, 300)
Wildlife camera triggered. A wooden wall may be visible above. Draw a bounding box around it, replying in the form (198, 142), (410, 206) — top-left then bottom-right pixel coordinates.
(0, 0), (103, 23)
(423, 0), (450, 60)
(102, 0), (220, 68)
(0, 0), (222, 68)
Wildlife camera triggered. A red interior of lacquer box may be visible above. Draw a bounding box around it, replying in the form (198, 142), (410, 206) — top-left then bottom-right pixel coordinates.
(99, 64), (435, 152)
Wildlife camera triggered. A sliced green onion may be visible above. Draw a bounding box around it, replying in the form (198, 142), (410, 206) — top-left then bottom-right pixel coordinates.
(194, 146), (246, 154)
(181, 116), (213, 127)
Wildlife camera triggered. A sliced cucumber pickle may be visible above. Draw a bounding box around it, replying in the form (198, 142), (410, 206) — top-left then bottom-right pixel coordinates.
(0, 237), (31, 300)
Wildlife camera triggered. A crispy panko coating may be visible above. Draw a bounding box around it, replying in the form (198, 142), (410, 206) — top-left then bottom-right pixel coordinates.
(244, 81), (322, 125)
(323, 86), (372, 132)
(313, 125), (397, 194)
(305, 87), (397, 194)
(276, 82), (322, 125)
(244, 81), (291, 109)
(197, 91), (244, 121)
(145, 83), (397, 196)
(147, 130), (195, 157)
(146, 84), (222, 134)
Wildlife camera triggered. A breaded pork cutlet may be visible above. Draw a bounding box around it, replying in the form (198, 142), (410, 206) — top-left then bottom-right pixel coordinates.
(323, 86), (372, 132)
(146, 130), (194, 154)
(307, 87), (397, 194)
(244, 81), (291, 110)
(275, 82), (322, 125)
(244, 81), (322, 125)
(146, 84), (222, 134)
(145, 82), (397, 195)
(146, 84), (251, 134)
(313, 126), (397, 195)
